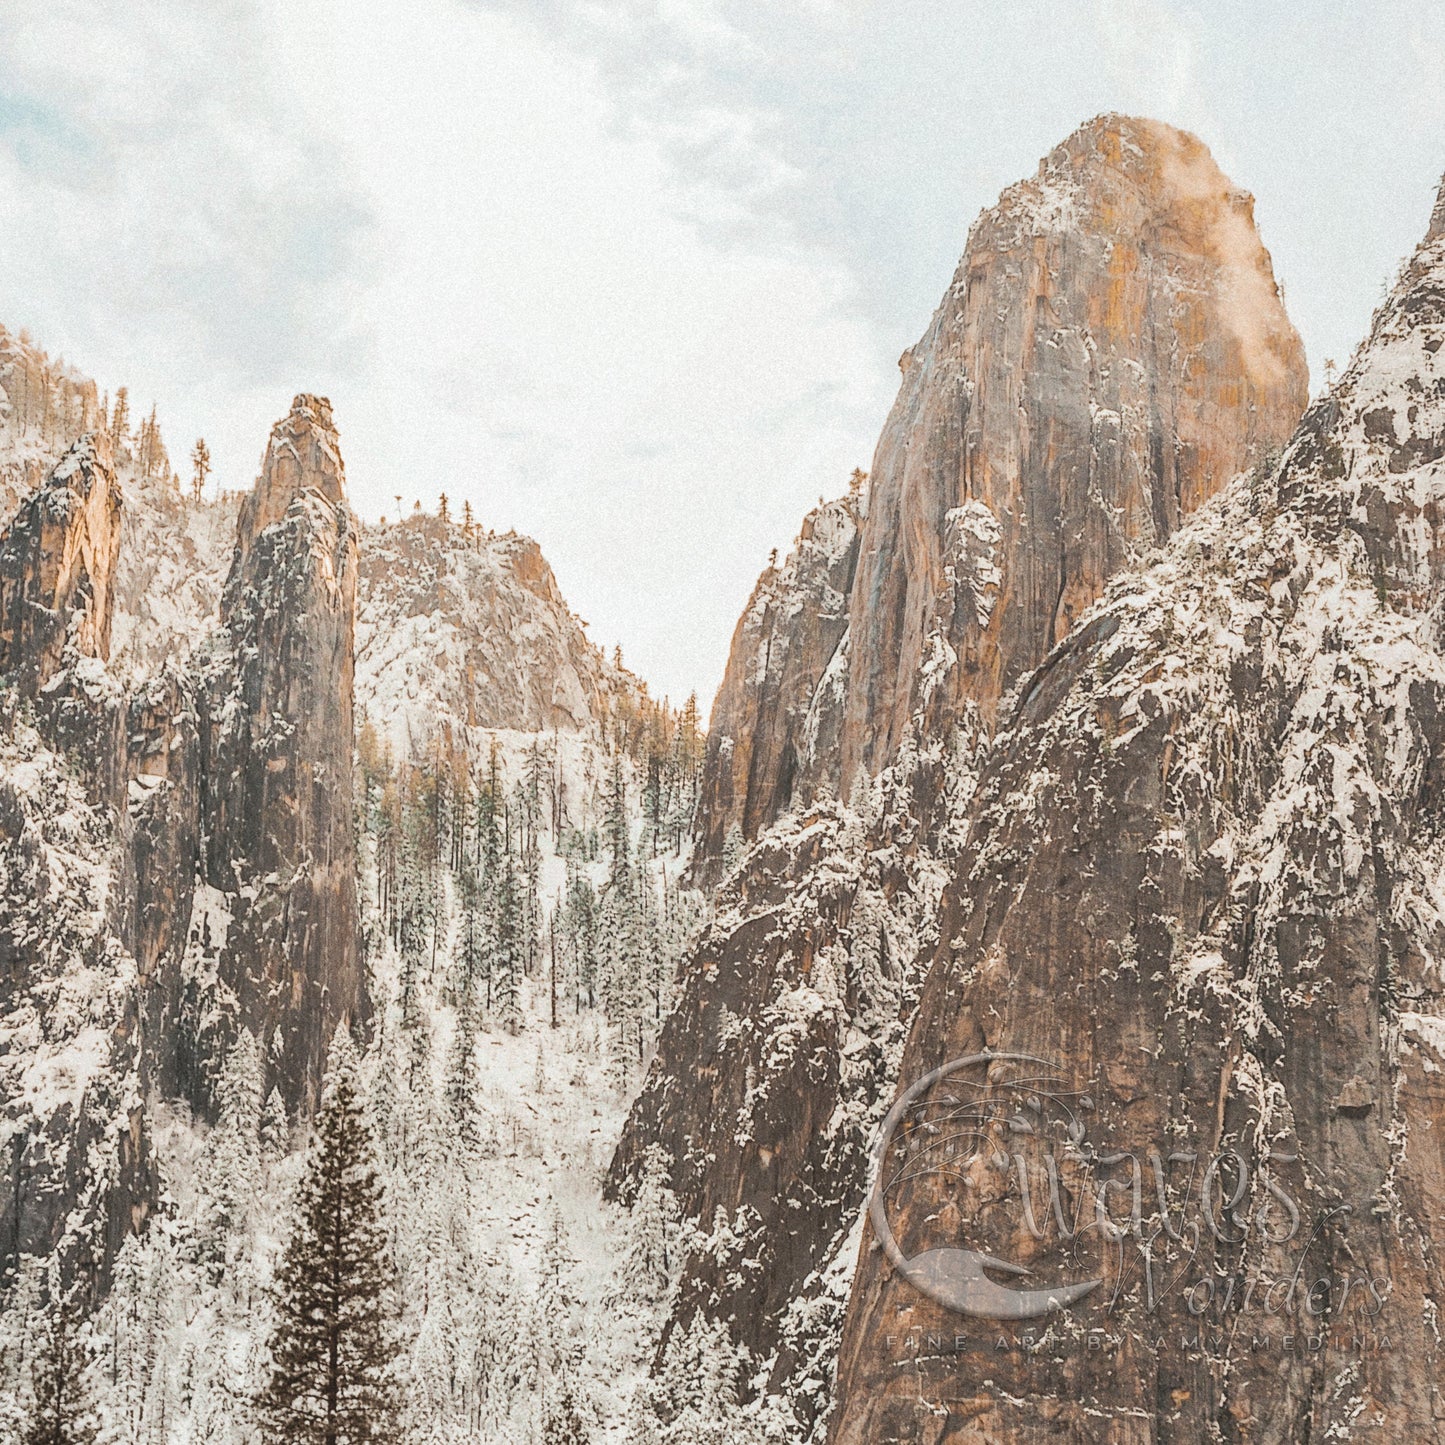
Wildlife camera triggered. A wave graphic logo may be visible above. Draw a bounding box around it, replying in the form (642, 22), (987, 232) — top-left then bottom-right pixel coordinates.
(868, 1052), (1102, 1321)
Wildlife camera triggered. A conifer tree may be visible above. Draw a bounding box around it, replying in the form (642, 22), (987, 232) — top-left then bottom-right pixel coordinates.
(614, 1145), (681, 1310)
(493, 851), (522, 1034)
(259, 1036), (405, 1445)
(720, 825), (745, 880)
(200, 1028), (264, 1261)
(260, 1087), (290, 1165)
(138, 404), (159, 478)
(109, 388), (129, 445)
(604, 753), (629, 881)
(190, 438), (211, 505)
(443, 1000), (481, 1156)
(24, 1301), (95, 1445)
(541, 1371), (590, 1445)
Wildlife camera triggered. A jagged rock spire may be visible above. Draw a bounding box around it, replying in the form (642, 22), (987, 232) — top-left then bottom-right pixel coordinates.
(692, 114), (1309, 873)
(199, 392), (363, 1118)
(0, 433), (121, 696)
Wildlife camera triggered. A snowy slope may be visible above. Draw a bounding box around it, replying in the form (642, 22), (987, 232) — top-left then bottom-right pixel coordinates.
(356, 513), (647, 763)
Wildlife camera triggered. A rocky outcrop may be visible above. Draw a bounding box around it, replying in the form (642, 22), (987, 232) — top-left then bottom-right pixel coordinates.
(0, 436), (122, 696)
(0, 710), (154, 1301)
(829, 169), (1445, 1444)
(355, 513), (634, 760)
(0, 326), (103, 519)
(693, 115), (1307, 870)
(616, 115), (1309, 1438)
(692, 488), (863, 869)
(194, 395), (363, 1117)
(838, 113), (1307, 788)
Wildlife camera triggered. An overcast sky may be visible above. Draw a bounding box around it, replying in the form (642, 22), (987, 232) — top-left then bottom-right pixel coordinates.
(1, 1), (1442, 707)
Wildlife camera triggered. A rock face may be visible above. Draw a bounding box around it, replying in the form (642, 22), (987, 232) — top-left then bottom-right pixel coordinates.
(0, 713), (155, 1299)
(355, 513), (636, 759)
(196, 395), (363, 1117)
(694, 115), (1308, 867)
(693, 489), (863, 867)
(829, 172), (1445, 1443)
(0, 394), (366, 1294)
(0, 325), (103, 518)
(615, 115), (1308, 1438)
(0, 366), (646, 1300)
(0, 436), (122, 695)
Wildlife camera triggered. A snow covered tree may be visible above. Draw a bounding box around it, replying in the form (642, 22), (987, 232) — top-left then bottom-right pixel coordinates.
(639, 1312), (744, 1445)
(199, 1028), (264, 1262)
(261, 1087), (290, 1165)
(258, 1036), (405, 1445)
(541, 1371), (590, 1445)
(443, 1005), (481, 1156)
(24, 1302), (95, 1445)
(493, 851), (523, 1034)
(613, 1145), (681, 1311)
(559, 859), (599, 1011)
(603, 753), (629, 880)
(720, 825), (745, 880)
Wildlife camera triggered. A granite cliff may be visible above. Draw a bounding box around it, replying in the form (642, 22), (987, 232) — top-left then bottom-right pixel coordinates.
(693, 116), (1308, 872)
(613, 114), (1309, 1437)
(828, 154), (1445, 1445)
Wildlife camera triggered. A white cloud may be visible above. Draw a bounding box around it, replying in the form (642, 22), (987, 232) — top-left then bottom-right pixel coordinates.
(1, 0), (1442, 705)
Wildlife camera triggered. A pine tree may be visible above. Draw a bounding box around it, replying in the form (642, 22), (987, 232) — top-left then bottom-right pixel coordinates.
(259, 1036), (405, 1445)
(604, 753), (628, 881)
(200, 1028), (264, 1261)
(24, 1302), (96, 1445)
(190, 438), (211, 505)
(261, 1087), (290, 1165)
(720, 825), (745, 880)
(541, 1371), (590, 1445)
(138, 404), (159, 478)
(443, 1001), (481, 1156)
(560, 859), (598, 1011)
(110, 388), (129, 446)
(493, 850), (522, 1034)
(614, 1145), (681, 1310)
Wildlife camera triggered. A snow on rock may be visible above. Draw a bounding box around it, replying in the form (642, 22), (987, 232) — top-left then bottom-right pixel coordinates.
(830, 164), (1445, 1443)
(355, 511), (644, 764)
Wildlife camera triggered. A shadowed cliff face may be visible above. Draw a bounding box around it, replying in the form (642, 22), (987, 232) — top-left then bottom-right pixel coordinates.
(0, 435), (122, 696)
(615, 115), (1309, 1437)
(196, 394), (363, 1118)
(829, 173), (1445, 1444)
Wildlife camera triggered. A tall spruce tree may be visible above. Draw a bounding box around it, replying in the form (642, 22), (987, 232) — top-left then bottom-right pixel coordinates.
(259, 1037), (404, 1445)
(23, 1302), (95, 1445)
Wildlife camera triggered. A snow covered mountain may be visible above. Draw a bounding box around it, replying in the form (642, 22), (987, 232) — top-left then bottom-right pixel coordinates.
(830, 154), (1445, 1445)
(7, 107), (1445, 1445)
(0, 338), (703, 1440)
(356, 513), (644, 756)
(612, 113), (1310, 1441)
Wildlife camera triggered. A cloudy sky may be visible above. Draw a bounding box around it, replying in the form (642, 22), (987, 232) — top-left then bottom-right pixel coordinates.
(1, 1), (1442, 706)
